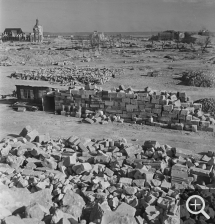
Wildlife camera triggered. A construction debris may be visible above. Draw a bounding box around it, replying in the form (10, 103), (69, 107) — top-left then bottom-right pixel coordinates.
(194, 98), (215, 117)
(181, 70), (215, 88)
(1, 126), (215, 223)
(10, 67), (124, 86)
(11, 102), (39, 112)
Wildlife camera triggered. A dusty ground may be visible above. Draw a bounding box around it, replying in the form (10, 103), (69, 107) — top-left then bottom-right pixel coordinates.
(0, 38), (215, 153)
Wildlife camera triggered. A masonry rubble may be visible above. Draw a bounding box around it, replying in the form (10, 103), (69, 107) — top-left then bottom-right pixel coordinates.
(10, 67), (124, 86)
(1, 126), (215, 224)
(54, 84), (215, 133)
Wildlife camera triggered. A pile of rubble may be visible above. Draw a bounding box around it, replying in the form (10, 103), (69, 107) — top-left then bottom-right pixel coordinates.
(55, 85), (215, 132)
(10, 67), (123, 85)
(0, 61), (12, 66)
(181, 70), (215, 88)
(1, 127), (215, 224)
(194, 98), (215, 117)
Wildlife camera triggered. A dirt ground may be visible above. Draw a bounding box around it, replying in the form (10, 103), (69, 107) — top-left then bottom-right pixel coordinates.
(0, 39), (215, 153)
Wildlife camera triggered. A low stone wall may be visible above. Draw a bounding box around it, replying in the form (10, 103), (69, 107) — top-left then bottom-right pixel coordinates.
(54, 84), (215, 132)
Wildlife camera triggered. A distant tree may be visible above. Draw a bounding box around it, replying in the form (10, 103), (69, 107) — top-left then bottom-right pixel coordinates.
(197, 36), (212, 53)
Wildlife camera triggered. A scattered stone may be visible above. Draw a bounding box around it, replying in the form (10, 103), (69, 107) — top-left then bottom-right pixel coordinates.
(0, 126), (215, 223)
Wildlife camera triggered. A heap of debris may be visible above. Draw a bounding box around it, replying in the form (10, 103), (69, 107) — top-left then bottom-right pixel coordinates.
(194, 98), (215, 117)
(181, 70), (215, 88)
(55, 85), (215, 132)
(10, 67), (124, 85)
(0, 61), (12, 66)
(1, 126), (215, 224)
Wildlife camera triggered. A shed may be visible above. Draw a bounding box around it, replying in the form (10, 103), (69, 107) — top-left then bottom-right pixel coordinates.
(15, 85), (55, 111)
(4, 28), (23, 35)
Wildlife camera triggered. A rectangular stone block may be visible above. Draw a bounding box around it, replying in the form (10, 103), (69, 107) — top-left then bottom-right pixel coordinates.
(119, 177), (132, 185)
(122, 98), (131, 103)
(200, 121), (210, 128)
(25, 130), (39, 142)
(145, 108), (151, 113)
(105, 101), (114, 106)
(131, 99), (137, 105)
(191, 120), (199, 126)
(159, 99), (169, 105)
(193, 103), (202, 110)
(202, 126), (215, 132)
(155, 104), (162, 109)
(159, 116), (171, 123)
(151, 98), (160, 104)
(143, 96), (151, 102)
(152, 108), (162, 114)
(190, 167), (211, 177)
(163, 105), (173, 112)
(109, 92), (118, 98)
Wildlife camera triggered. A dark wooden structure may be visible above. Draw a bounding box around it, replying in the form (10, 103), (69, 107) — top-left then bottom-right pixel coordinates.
(4, 28), (23, 35)
(15, 85), (53, 110)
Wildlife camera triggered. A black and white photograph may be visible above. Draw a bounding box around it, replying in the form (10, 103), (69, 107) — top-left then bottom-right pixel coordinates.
(0, 0), (215, 223)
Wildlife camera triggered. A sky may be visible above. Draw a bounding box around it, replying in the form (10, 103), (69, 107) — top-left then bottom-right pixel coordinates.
(0, 0), (215, 33)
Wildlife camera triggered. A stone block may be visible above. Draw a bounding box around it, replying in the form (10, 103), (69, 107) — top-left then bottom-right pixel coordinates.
(2, 216), (26, 224)
(41, 158), (57, 169)
(84, 118), (94, 124)
(119, 177), (133, 185)
(63, 154), (77, 167)
(163, 105), (173, 112)
(192, 125), (198, 132)
(161, 181), (171, 191)
(157, 197), (170, 210)
(143, 171), (154, 181)
(94, 155), (110, 164)
(19, 125), (33, 137)
(25, 130), (39, 142)
(72, 163), (92, 174)
(193, 103), (202, 110)
(190, 167), (211, 177)
(132, 179), (145, 187)
(78, 143), (88, 152)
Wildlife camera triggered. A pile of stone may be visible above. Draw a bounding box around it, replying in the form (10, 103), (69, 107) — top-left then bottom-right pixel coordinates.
(0, 61), (12, 66)
(52, 61), (74, 66)
(181, 70), (215, 88)
(194, 98), (215, 117)
(10, 67), (123, 85)
(55, 85), (215, 132)
(1, 126), (215, 224)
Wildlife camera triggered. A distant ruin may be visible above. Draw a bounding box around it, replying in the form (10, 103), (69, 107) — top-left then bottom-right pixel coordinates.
(32, 19), (43, 42)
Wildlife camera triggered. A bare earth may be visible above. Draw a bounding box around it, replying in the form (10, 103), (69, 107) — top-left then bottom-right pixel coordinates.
(0, 39), (215, 153)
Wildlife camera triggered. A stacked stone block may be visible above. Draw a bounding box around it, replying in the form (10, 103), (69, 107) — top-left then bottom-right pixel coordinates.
(54, 85), (215, 132)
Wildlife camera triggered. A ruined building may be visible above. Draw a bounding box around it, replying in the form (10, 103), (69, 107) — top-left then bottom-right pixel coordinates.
(33, 19), (43, 42)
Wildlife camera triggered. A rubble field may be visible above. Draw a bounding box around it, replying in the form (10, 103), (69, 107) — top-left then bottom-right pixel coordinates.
(10, 66), (124, 86)
(1, 37), (215, 224)
(1, 126), (215, 224)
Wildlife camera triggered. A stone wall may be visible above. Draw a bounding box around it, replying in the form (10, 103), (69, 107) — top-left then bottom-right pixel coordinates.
(54, 85), (214, 132)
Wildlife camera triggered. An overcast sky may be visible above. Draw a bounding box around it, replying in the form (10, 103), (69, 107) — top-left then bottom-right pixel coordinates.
(0, 0), (215, 33)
